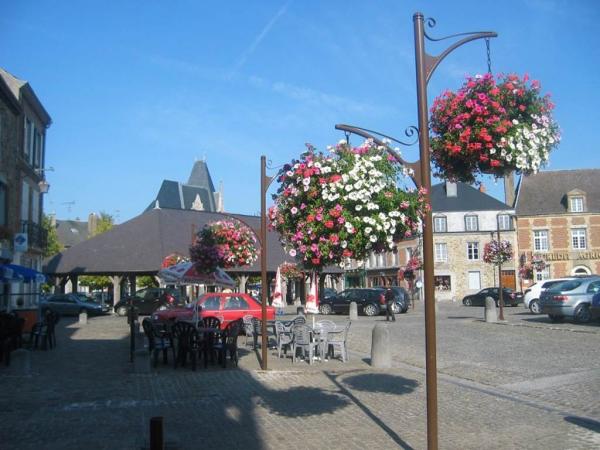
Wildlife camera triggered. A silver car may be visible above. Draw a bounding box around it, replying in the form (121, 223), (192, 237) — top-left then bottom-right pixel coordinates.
(539, 276), (600, 323)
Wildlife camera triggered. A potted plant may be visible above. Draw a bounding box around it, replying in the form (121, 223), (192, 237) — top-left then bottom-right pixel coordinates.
(483, 239), (514, 265)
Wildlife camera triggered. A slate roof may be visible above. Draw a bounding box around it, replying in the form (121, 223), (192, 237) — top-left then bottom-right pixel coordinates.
(55, 220), (89, 249)
(145, 161), (218, 212)
(44, 208), (340, 276)
(515, 169), (600, 216)
(430, 182), (511, 212)
(0, 67), (51, 125)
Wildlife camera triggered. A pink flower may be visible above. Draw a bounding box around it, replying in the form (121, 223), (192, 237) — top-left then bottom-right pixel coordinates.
(289, 249), (297, 257)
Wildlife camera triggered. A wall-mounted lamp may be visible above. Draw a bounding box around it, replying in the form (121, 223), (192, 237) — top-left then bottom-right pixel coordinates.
(34, 166), (54, 194)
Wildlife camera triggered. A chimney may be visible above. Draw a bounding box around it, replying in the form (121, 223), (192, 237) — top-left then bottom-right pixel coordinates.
(479, 183), (486, 193)
(88, 213), (97, 236)
(504, 172), (516, 207)
(445, 181), (457, 197)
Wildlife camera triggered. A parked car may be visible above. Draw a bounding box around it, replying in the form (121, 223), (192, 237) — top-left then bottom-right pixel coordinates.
(40, 293), (110, 316)
(319, 288), (389, 316)
(320, 287), (337, 301)
(374, 286), (409, 313)
(462, 287), (522, 307)
(114, 288), (185, 316)
(539, 276), (600, 323)
(590, 292), (600, 321)
(523, 277), (577, 314)
(152, 292), (275, 329)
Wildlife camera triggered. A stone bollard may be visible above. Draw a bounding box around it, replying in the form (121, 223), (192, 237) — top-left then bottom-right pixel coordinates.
(79, 310), (88, 325)
(485, 296), (497, 323)
(370, 323), (391, 368)
(349, 301), (358, 321)
(8, 348), (32, 376)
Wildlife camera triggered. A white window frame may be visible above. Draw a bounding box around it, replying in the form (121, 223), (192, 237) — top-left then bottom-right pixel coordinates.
(376, 253), (385, 268)
(434, 243), (448, 262)
(433, 216), (447, 233)
(535, 264), (550, 281)
(465, 215), (479, 231)
(569, 196), (584, 213)
(533, 230), (549, 252)
(571, 228), (587, 250)
(468, 271), (481, 290)
(497, 214), (512, 231)
(467, 242), (479, 260)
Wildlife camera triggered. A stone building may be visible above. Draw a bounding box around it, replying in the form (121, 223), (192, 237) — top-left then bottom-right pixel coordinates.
(515, 169), (600, 288)
(431, 181), (517, 301)
(0, 67), (52, 310)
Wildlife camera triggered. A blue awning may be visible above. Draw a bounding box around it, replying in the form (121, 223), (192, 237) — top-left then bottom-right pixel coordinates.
(0, 264), (47, 283)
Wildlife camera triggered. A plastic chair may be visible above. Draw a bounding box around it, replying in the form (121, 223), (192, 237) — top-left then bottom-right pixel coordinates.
(315, 320), (336, 360)
(291, 324), (317, 364)
(213, 319), (242, 368)
(326, 321), (351, 362)
(274, 321), (293, 359)
(141, 319), (175, 367)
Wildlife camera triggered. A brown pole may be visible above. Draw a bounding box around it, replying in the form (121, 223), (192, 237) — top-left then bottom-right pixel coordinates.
(150, 417), (164, 450)
(414, 12), (438, 450)
(260, 155), (268, 369)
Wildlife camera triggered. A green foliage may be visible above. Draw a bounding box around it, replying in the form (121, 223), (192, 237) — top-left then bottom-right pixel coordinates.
(43, 214), (63, 257)
(79, 275), (111, 290)
(93, 211), (114, 236)
(137, 276), (158, 289)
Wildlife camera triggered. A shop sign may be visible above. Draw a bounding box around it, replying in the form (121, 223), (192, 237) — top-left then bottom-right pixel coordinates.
(14, 233), (28, 252)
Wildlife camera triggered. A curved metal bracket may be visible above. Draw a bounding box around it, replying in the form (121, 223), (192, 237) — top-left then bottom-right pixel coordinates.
(335, 123), (421, 187)
(422, 17), (497, 84)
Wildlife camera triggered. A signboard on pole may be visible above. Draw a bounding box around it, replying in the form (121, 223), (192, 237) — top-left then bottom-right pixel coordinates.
(14, 233), (28, 253)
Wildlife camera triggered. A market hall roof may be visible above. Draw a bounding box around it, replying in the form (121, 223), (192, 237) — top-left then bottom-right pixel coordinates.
(515, 169), (600, 216)
(43, 208), (338, 276)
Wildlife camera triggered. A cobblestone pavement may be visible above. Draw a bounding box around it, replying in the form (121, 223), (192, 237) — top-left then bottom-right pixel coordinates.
(0, 303), (598, 450)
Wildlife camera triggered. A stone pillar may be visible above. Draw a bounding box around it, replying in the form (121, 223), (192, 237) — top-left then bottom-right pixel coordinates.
(128, 275), (137, 296)
(485, 297), (497, 323)
(371, 323), (391, 368)
(111, 276), (123, 309)
(70, 275), (78, 294)
(349, 302), (358, 321)
(79, 310), (88, 324)
(238, 275), (249, 293)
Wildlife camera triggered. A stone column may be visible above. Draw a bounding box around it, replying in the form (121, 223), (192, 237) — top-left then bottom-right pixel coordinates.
(111, 276), (123, 308)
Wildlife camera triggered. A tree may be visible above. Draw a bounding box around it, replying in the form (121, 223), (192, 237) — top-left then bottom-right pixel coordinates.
(43, 214), (62, 257)
(93, 211), (114, 236)
(137, 276), (158, 289)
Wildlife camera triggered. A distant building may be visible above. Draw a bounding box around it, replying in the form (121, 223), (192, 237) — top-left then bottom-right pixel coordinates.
(515, 169), (600, 286)
(146, 160), (224, 213)
(431, 181), (516, 301)
(53, 213), (98, 249)
(0, 67), (52, 310)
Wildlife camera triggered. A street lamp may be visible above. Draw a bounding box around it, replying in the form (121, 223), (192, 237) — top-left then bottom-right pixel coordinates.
(35, 166), (54, 194)
(336, 13), (497, 449)
(494, 212), (515, 321)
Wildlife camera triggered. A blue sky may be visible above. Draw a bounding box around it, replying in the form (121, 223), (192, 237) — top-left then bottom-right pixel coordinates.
(2, 0), (599, 223)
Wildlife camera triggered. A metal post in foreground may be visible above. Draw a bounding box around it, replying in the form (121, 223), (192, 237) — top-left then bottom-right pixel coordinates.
(150, 416), (164, 450)
(413, 13), (438, 449)
(260, 156), (269, 369)
(497, 225), (505, 321)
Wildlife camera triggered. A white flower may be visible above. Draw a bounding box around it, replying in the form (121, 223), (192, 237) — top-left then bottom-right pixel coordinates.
(355, 205), (363, 211)
(369, 235), (377, 242)
(365, 227), (372, 235)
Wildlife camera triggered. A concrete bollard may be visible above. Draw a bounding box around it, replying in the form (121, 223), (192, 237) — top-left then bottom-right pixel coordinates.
(8, 348), (32, 376)
(79, 310), (88, 325)
(485, 296), (497, 323)
(370, 323), (391, 368)
(349, 301), (358, 321)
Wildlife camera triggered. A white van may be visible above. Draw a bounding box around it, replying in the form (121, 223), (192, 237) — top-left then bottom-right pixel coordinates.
(523, 278), (576, 313)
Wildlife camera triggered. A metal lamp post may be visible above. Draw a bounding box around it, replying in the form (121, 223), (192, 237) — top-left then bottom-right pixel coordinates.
(336, 13), (497, 449)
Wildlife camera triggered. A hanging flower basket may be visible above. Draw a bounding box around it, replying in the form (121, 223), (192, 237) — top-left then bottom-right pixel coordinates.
(269, 140), (429, 270)
(406, 256), (422, 271)
(161, 253), (188, 269)
(531, 255), (546, 271)
(190, 220), (259, 273)
(279, 262), (303, 280)
(483, 239), (513, 265)
(430, 73), (560, 183)
(519, 264), (534, 280)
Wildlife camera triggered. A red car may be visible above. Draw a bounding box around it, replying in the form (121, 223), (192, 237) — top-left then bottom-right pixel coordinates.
(152, 292), (275, 329)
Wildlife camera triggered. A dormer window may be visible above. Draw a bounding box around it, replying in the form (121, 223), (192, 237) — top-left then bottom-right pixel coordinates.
(567, 189), (586, 213)
(570, 196), (584, 213)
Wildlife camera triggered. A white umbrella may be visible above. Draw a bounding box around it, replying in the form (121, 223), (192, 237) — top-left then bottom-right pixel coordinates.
(305, 272), (319, 314)
(271, 266), (286, 309)
(158, 261), (236, 288)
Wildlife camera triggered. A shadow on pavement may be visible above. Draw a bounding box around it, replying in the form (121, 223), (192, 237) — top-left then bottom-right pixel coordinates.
(564, 415), (600, 432)
(325, 371), (415, 450)
(258, 386), (351, 417)
(343, 373), (419, 395)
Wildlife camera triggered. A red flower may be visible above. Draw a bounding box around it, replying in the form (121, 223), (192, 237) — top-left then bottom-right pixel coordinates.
(324, 220), (334, 229)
